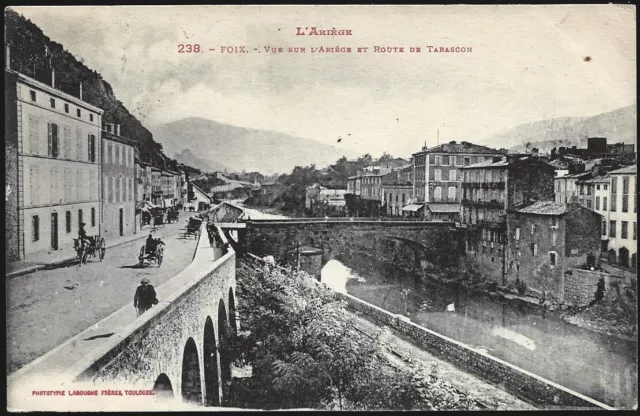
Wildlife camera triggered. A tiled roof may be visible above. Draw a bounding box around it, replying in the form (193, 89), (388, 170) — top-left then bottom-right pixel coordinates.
(517, 201), (575, 216)
(465, 159), (509, 168)
(582, 174), (610, 184)
(426, 203), (460, 213)
(415, 141), (505, 155)
(609, 165), (637, 175)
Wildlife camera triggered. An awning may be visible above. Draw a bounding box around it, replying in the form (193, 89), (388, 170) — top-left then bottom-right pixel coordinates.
(402, 203), (425, 212)
(426, 203), (460, 213)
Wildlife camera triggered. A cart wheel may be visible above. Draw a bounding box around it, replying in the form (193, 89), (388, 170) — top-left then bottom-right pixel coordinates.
(99, 237), (106, 261)
(157, 247), (164, 267)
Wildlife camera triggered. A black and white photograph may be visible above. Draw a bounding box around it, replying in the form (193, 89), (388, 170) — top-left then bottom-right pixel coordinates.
(4, 4), (637, 411)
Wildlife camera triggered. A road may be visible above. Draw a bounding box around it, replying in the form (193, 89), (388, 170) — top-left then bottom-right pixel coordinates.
(6, 220), (199, 375)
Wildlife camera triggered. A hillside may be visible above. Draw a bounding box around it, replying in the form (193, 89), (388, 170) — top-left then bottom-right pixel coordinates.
(150, 118), (358, 175)
(174, 149), (230, 173)
(5, 9), (167, 166)
(481, 105), (637, 153)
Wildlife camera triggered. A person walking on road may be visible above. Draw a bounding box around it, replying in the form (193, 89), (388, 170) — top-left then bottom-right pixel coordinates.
(134, 277), (158, 317)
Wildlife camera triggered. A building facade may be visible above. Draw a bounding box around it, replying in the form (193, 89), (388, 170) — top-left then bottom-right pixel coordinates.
(101, 128), (137, 239)
(460, 155), (556, 283)
(161, 170), (177, 208)
(5, 69), (103, 261)
(151, 166), (162, 206)
(606, 165), (637, 269)
(509, 202), (603, 302)
(413, 141), (505, 221)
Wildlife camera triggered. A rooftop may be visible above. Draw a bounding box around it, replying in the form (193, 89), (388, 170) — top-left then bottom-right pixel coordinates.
(608, 165), (637, 175)
(413, 141), (505, 156)
(517, 201), (579, 216)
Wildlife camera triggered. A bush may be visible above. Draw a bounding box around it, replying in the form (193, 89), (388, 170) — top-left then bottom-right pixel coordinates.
(515, 279), (527, 296)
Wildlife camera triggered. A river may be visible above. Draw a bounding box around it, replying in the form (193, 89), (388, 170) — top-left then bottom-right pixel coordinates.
(321, 258), (638, 409)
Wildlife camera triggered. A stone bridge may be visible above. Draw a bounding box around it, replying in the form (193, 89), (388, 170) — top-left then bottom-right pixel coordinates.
(231, 219), (461, 277)
(8, 225), (238, 411)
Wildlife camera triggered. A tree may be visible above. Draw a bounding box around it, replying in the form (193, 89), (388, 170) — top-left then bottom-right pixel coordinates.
(230, 258), (475, 410)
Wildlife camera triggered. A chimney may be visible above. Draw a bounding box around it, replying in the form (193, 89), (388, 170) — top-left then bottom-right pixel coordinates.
(5, 44), (10, 70)
(79, 83), (83, 100)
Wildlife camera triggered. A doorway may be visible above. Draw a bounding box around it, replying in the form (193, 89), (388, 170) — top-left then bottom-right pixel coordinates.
(51, 213), (59, 250)
(119, 208), (124, 236)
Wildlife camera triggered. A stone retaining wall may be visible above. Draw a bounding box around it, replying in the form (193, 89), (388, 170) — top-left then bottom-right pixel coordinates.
(334, 291), (612, 409)
(563, 269), (625, 307)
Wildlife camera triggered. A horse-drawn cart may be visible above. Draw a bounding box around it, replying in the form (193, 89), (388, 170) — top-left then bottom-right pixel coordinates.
(183, 217), (202, 239)
(139, 237), (165, 267)
(73, 235), (106, 266)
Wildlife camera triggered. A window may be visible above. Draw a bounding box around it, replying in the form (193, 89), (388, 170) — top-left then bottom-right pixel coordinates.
(448, 186), (456, 200)
(551, 217), (557, 228)
(587, 200), (592, 209)
(66, 211), (71, 233)
(434, 169), (442, 181)
(449, 169), (457, 181)
(596, 184), (600, 190)
(603, 197), (608, 211)
(621, 221), (628, 239)
(88, 134), (96, 162)
(515, 228), (520, 241)
(435, 156), (441, 165)
(579, 184), (584, 195)
(395, 194), (398, 202)
(384, 192), (387, 202)
(549, 252), (557, 266)
(622, 195), (628, 212)
(611, 195), (617, 212)
(91, 207), (96, 227)
(78, 209), (83, 229)
(50, 98), (55, 108)
(434, 186), (442, 201)
(442, 156), (450, 165)
(64, 103), (69, 113)
(32, 216), (40, 241)
(90, 114), (94, 122)
(602, 220), (607, 236)
(531, 243), (538, 256)
(464, 157), (470, 166)
(531, 224), (537, 234)
(402, 193), (405, 203)
(30, 90), (36, 102)
(611, 177), (618, 194)
(604, 184), (608, 190)
(634, 222), (637, 241)
(623, 176), (629, 194)
(609, 220), (616, 238)
(47, 123), (60, 158)
(552, 232), (557, 246)
(596, 196), (600, 210)
(77, 108), (81, 117)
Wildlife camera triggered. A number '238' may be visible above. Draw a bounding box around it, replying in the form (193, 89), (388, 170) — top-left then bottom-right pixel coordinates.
(178, 44), (201, 53)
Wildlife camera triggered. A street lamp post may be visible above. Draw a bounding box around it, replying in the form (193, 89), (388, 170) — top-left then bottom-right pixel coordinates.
(401, 288), (411, 316)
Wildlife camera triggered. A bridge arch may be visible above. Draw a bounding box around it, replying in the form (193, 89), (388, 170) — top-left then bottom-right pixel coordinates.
(181, 337), (203, 404)
(203, 316), (220, 406)
(229, 288), (238, 336)
(152, 373), (174, 400)
(217, 300), (233, 389)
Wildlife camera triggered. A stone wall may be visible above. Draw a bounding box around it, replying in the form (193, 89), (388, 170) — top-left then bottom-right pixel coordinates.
(333, 291), (611, 409)
(564, 268), (627, 307)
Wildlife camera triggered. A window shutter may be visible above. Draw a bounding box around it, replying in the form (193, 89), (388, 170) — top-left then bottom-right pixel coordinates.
(47, 123), (53, 156)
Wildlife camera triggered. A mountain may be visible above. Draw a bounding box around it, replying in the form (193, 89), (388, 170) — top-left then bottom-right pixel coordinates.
(480, 105), (637, 153)
(4, 9), (181, 170)
(150, 118), (358, 175)
(173, 149), (230, 173)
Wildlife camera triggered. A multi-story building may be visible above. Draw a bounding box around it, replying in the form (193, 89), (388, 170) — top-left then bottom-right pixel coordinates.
(101, 125), (137, 238)
(586, 175), (611, 253)
(508, 202), (603, 302)
(606, 165), (636, 269)
(151, 166), (163, 206)
(258, 181), (285, 206)
(5, 68), (103, 262)
(161, 170), (177, 207)
(346, 175), (361, 196)
(460, 155), (556, 282)
(413, 141), (505, 221)
(554, 171), (591, 204)
(382, 165), (414, 217)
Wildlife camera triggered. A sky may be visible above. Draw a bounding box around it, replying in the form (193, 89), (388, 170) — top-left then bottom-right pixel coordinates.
(12, 5), (636, 159)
